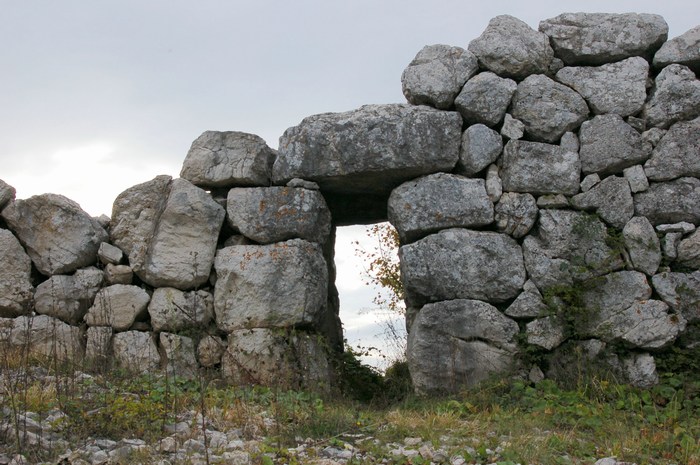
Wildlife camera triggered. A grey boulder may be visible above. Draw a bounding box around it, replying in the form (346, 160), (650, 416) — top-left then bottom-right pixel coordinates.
(526, 316), (566, 351)
(677, 229), (700, 269)
(388, 174), (494, 243)
(644, 116), (700, 181)
(634, 177), (700, 225)
(652, 271), (700, 323)
(570, 176), (634, 229)
(8, 315), (84, 363)
(494, 192), (538, 238)
(1, 194), (108, 276)
(85, 326), (112, 366)
(227, 187), (331, 244)
(644, 64), (700, 129)
(34, 267), (104, 324)
(0, 179), (15, 210)
(654, 25), (700, 74)
(467, 15), (553, 79)
(112, 331), (160, 373)
(505, 280), (548, 319)
(579, 114), (651, 176)
(458, 124), (503, 175)
(454, 72), (516, 127)
(539, 13), (668, 65)
(180, 131), (276, 188)
(160, 333), (198, 379)
(400, 228), (526, 305)
(622, 216), (662, 276)
(273, 104), (461, 195)
(501, 140), (581, 195)
(401, 44), (478, 109)
(213, 240), (327, 332)
(555, 57), (649, 117)
(0, 229), (34, 318)
(148, 287), (214, 332)
(510, 74), (589, 143)
(580, 271), (652, 313)
(97, 242), (123, 265)
(408, 299), (519, 395)
(84, 284), (151, 331)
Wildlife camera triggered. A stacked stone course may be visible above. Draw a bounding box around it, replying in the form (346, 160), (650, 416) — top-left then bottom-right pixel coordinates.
(1, 12), (699, 395)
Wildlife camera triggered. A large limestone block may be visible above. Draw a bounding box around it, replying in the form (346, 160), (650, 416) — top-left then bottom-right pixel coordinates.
(644, 65), (700, 129)
(34, 267), (103, 324)
(0, 229), (34, 318)
(10, 315), (84, 363)
(539, 13), (668, 65)
(494, 192), (538, 239)
(0, 179), (15, 210)
(388, 174), (494, 243)
(160, 333), (198, 379)
(180, 131), (276, 188)
(226, 187), (331, 244)
(214, 240), (327, 332)
(555, 57), (649, 117)
(467, 15), (553, 79)
(622, 216), (662, 276)
(454, 72), (516, 127)
(273, 104), (461, 196)
(501, 140), (580, 196)
(408, 299), (519, 395)
(510, 74), (589, 143)
(401, 44), (478, 109)
(148, 287), (214, 332)
(570, 176), (634, 229)
(652, 271), (700, 323)
(578, 114), (652, 176)
(111, 176), (225, 289)
(458, 124), (503, 175)
(654, 25), (700, 74)
(221, 329), (331, 390)
(581, 271), (651, 310)
(112, 331), (160, 373)
(644, 117), (700, 181)
(634, 177), (700, 225)
(523, 210), (624, 290)
(1, 194), (108, 275)
(400, 229), (526, 305)
(678, 229), (700, 270)
(84, 284), (151, 331)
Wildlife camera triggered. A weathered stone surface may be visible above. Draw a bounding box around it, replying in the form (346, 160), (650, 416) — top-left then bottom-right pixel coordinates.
(494, 192), (538, 238)
(537, 194), (569, 209)
(620, 353), (659, 388)
(623, 216), (661, 275)
(9, 315), (84, 363)
(580, 271), (652, 313)
(467, 15), (553, 79)
(652, 271), (700, 323)
(388, 174), (494, 243)
(555, 57), (649, 117)
(221, 329), (330, 390)
(112, 331), (160, 373)
(510, 74), (589, 143)
(654, 25), (700, 74)
(408, 299), (519, 394)
(485, 164), (502, 203)
(624, 165), (649, 193)
(148, 287), (214, 332)
(539, 13), (668, 65)
(560, 131), (579, 152)
(160, 333), (198, 379)
(401, 44), (478, 109)
(0, 179), (15, 210)
(454, 72), (516, 127)
(644, 117), (700, 181)
(400, 229), (526, 305)
(180, 131), (276, 188)
(1, 194), (108, 276)
(97, 242), (122, 265)
(273, 104), (462, 196)
(197, 335), (226, 368)
(214, 240), (327, 332)
(85, 326), (112, 366)
(644, 65), (700, 129)
(578, 114), (652, 176)
(526, 316), (566, 351)
(34, 267), (103, 324)
(580, 174), (600, 193)
(571, 176), (634, 229)
(505, 280), (548, 319)
(458, 124), (503, 175)
(500, 114), (524, 140)
(501, 140), (580, 195)
(226, 187), (331, 244)
(657, 222), (696, 234)
(84, 285), (150, 331)
(643, 127), (668, 148)
(634, 177), (700, 225)
(103, 264), (133, 285)
(0, 229), (33, 318)
(523, 210), (624, 290)
(663, 232), (682, 261)
(677, 229), (700, 269)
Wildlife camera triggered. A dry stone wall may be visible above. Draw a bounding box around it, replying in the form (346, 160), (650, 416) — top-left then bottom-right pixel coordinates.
(1, 12), (699, 395)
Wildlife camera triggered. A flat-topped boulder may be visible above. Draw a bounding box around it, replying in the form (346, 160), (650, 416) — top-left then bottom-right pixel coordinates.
(272, 104), (461, 196)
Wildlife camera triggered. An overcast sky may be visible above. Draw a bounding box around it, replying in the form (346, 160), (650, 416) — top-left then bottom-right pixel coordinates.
(2, 1), (698, 366)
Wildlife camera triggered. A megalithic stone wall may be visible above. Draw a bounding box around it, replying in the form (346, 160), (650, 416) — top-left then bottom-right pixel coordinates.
(1, 12), (699, 395)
